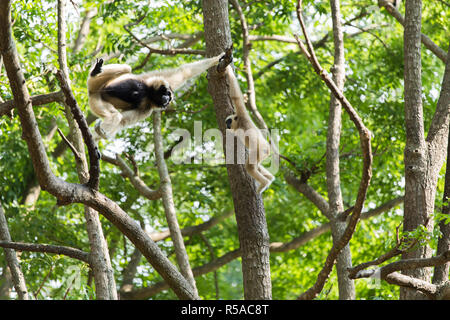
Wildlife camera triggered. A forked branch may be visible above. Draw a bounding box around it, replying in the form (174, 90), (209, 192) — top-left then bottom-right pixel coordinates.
(295, 0), (373, 300)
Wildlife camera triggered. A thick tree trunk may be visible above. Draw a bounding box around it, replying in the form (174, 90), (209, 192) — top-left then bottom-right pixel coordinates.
(433, 111), (450, 285)
(401, 0), (450, 299)
(401, 0), (430, 300)
(202, 0), (272, 300)
(326, 0), (355, 300)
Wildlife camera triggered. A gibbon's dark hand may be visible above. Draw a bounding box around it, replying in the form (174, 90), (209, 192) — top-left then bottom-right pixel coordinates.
(217, 44), (233, 73)
(90, 58), (104, 77)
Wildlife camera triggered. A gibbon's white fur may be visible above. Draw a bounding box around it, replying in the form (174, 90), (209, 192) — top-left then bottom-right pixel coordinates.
(224, 66), (274, 194)
(87, 53), (226, 141)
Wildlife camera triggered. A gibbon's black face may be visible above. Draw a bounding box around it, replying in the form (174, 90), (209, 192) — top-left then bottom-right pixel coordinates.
(226, 114), (238, 129)
(148, 84), (173, 108)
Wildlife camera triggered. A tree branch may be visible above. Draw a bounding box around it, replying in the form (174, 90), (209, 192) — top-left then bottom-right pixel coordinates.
(349, 250), (450, 299)
(229, 0), (268, 130)
(0, 91), (65, 117)
(55, 70), (100, 191)
(149, 210), (233, 242)
(378, 0), (447, 63)
(153, 110), (199, 298)
(295, 0), (373, 300)
(0, 240), (90, 263)
(0, 0), (197, 300)
(122, 196), (402, 299)
(0, 203), (29, 299)
(284, 172), (331, 217)
(101, 153), (162, 201)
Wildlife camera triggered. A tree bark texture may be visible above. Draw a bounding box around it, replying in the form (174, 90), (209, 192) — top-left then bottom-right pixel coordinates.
(0, 0), (196, 300)
(401, 0), (450, 299)
(57, 0), (117, 300)
(0, 202), (29, 300)
(326, 0), (355, 300)
(202, 0), (272, 300)
(153, 111), (199, 298)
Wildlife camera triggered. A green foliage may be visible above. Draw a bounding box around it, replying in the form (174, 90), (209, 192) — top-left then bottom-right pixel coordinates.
(0, 0), (448, 300)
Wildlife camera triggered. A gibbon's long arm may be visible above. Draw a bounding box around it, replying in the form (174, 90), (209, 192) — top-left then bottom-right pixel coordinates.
(224, 65), (274, 194)
(225, 66), (247, 118)
(87, 49), (233, 142)
(140, 55), (223, 91)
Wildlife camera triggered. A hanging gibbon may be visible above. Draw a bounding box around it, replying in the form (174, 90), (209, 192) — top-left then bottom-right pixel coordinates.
(87, 51), (231, 141)
(224, 66), (275, 194)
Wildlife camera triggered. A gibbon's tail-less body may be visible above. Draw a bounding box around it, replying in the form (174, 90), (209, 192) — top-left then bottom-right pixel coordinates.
(87, 52), (229, 141)
(224, 66), (274, 194)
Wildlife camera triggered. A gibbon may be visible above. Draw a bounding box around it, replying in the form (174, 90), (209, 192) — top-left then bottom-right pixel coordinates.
(87, 52), (230, 141)
(379, 0), (401, 8)
(224, 66), (274, 194)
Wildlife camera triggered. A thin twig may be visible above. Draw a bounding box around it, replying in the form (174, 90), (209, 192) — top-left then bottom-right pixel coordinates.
(56, 128), (83, 162)
(55, 70), (100, 190)
(378, 0), (447, 63)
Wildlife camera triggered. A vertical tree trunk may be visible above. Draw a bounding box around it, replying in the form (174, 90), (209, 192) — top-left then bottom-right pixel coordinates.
(433, 123), (450, 285)
(0, 265), (13, 299)
(401, 0), (429, 300)
(202, 0), (272, 300)
(57, 0), (117, 300)
(0, 202), (29, 300)
(326, 0), (355, 300)
(401, 0), (443, 299)
(153, 111), (199, 298)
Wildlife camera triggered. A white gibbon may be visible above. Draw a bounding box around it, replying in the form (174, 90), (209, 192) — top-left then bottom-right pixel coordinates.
(224, 66), (275, 194)
(87, 52), (229, 141)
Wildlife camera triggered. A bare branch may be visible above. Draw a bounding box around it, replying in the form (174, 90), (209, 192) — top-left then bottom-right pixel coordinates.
(0, 203), (29, 299)
(378, 0), (447, 63)
(284, 172), (331, 218)
(384, 272), (437, 298)
(0, 240), (90, 263)
(0, 91), (64, 117)
(72, 7), (98, 53)
(153, 111), (199, 298)
(229, 0), (268, 130)
(295, 0), (373, 300)
(0, 0), (197, 300)
(349, 250), (450, 298)
(124, 21), (205, 56)
(149, 210), (233, 242)
(55, 70), (100, 190)
(101, 153), (162, 200)
(271, 196), (403, 253)
(249, 35), (298, 44)
(426, 43), (450, 154)
(56, 128), (83, 162)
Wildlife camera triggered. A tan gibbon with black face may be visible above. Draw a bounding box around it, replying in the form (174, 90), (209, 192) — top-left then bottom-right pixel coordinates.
(225, 66), (274, 194)
(87, 52), (229, 141)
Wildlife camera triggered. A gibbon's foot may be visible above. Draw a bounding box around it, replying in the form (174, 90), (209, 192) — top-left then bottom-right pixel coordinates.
(217, 44), (233, 73)
(94, 120), (108, 140)
(257, 182), (270, 194)
(90, 58), (104, 77)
